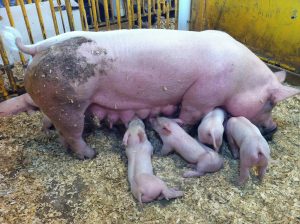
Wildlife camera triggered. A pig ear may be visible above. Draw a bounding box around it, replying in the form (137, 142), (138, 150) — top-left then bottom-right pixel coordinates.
(162, 123), (172, 136)
(138, 130), (147, 143)
(122, 131), (130, 146)
(274, 71), (286, 83)
(271, 85), (300, 103)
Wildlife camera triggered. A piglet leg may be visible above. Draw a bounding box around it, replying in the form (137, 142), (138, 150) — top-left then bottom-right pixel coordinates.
(258, 165), (267, 181)
(183, 170), (204, 178)
(238, 165), (250, 185)
(227, 134), (240, 159)
(0, 93), (38, 116)
(159, 187), (183, 200)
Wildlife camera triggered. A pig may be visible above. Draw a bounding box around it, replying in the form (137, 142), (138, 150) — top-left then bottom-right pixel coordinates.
(0, 93), (38, 116)
(226, 116), (271, 185)
(0, 27), (299, 159)
(197, 108), (226, 151)
(150, 117), (224, 177)
(123, 118), (183, 204)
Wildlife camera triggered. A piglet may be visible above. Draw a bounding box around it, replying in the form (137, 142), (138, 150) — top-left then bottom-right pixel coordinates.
(197, 108), (226, 152)
(123, 118), (183, 204)
(150, 117), (224, 178)
(226, 116), (271, 185)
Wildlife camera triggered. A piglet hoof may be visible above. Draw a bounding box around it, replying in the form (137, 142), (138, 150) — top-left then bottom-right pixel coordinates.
(75, 147), (97, 160)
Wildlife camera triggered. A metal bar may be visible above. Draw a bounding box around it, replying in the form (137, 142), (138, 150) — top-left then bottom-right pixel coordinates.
(103, 0), (110, 30)
(27, 0), (32, 3)
(57, 0), (66, 33)
(65, 0), (75, 31)
(166, 1), (170, 28)
(157, 0), (161, 28)
(0, 69), (9, 99)
(78, 0), (89, 31)
(96, 0), (101, 22)
(91, 0), (99, 31)
(0, 37), (17, 92)
(49, 0), (60, 35)
(15, 0), (19, 5)
(152, 0), (156, 13)
(116, 0), (122, 29)
(19, 0), (34, 44)
(109, 0), (115, 22)
(131, 0), (134, 25)
(147, 0), (151, 28)
(87, 0), (93, 23)
(137, 0), (142, 28)
(35, 0), (47, 39)
(142, 0), (145, 14)
(127, 0), (132, 29)
(175, 0), (178, 29)
(162, 0), (166, 14)
(3, 0), (26, 65)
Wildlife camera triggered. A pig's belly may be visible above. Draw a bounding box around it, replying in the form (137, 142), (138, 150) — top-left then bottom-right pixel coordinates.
(88, 67), (197, 125)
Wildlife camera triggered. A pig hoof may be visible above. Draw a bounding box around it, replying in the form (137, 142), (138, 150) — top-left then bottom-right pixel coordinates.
(76, 147), (97, 160)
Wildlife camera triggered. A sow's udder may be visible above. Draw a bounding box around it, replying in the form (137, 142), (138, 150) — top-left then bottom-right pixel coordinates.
(88, 104), (178, 127)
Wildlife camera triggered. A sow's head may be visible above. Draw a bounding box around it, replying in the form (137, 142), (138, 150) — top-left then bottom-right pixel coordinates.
(250, 71), (299, 136)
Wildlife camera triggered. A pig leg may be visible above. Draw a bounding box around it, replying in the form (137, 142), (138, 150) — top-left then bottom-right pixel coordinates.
(238, 164), (250, 185)
(160, 187), (183, 200)
(41, 115), (54, 134)
(0, 93), (38, 116)
(182, 170), (204, 178)
(258, 165), (267, 181)
(131, 183), (143, 205)
(227, 135), (240, 159)
(160, 144), (173, 156)
(44, 104), (96, 159)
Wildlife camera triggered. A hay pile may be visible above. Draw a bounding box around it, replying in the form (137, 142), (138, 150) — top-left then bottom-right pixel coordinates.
(0, 91), (299, 223)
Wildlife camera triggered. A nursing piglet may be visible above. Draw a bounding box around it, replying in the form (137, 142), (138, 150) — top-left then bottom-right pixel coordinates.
(150, 117), (224, 178)
(123, 119), (183, 204)
(226, 117), (271, 185)
(197, 108), (226, 151)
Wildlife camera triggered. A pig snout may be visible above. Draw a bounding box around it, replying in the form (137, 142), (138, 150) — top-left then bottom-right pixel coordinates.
(259, 119), (278, 140)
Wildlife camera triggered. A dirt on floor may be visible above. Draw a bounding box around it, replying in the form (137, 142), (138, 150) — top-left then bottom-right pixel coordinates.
(0, 90), (299, 224)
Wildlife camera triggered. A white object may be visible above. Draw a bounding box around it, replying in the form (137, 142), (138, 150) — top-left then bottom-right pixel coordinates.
(113, 0), (125, 17)
(178, 0), (191, 30)
(0, 0), (82, 64)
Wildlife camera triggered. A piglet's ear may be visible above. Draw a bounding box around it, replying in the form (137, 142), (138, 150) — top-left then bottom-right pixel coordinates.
(162, 124), (172, 136)
(274, 71), (286, 83)
(271, 85), (300, 103)
(122, 131), (130, 146)
(138, 130), (147, 143)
